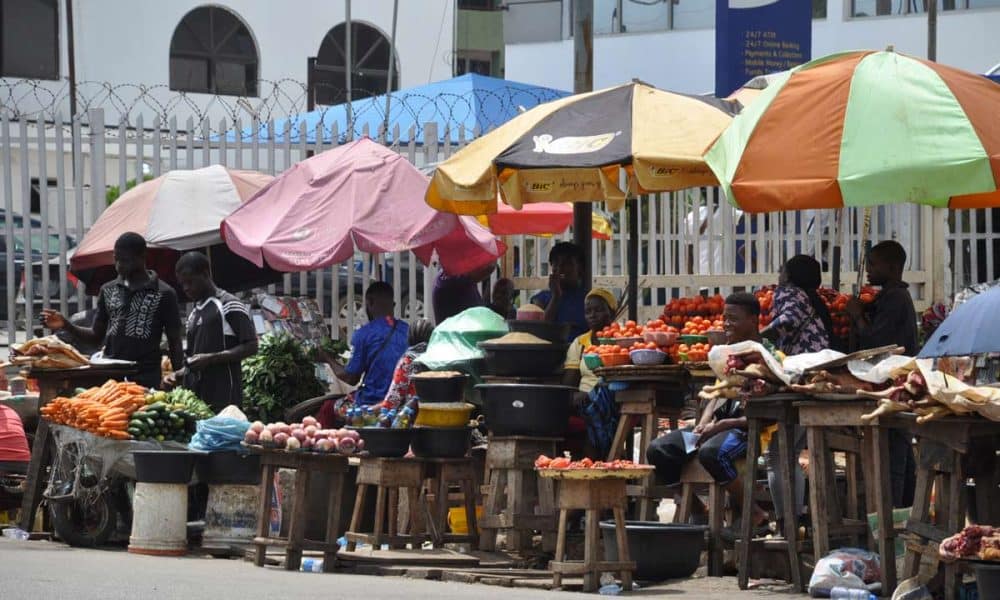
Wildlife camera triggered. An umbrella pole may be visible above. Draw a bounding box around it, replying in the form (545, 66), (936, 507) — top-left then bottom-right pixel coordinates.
(832, 209), (843, 290)
(574, 203), (593, 294)
(627, 197), (639, 321)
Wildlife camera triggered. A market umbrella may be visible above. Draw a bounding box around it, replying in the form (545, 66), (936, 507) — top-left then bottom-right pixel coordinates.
(425, 80), (741, 216)
(477, 202), (612, 240)
(71, 165), (282, 295)
(221, 138), (505, 275)
(705, 49), (1000, 213)
(918, 287), (1000, 357)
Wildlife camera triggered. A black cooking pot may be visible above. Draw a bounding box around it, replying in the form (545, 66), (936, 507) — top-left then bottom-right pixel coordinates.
(477, 342), (568, 377)
(133, 450), (204, 484)
(410, 426), (472, 459)
(476, 383), (574, 437)
(506, 320), (572, 344)
(352, 427), (413, 458)
(411, 371), (468, 404)
(194, 451), (261, 485)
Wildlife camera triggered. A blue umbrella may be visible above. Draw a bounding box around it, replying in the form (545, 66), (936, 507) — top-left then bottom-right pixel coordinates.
(226, 73), (568, 145)
(918, 286), (1000, 357)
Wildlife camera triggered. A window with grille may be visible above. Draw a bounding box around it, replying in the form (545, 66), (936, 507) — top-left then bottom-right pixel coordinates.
(169, 6), (259, 96)
(0, 0), (59, 80)
(314, 22), (399, 106)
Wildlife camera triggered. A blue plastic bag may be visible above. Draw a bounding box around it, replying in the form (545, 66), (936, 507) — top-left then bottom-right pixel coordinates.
(188, 417), (250, 452)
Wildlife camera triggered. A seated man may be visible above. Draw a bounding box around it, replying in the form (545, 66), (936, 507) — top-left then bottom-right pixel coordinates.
(0, 405), (30, 473)
(318, 282), (409, 427)
(646, 292), (774, 533)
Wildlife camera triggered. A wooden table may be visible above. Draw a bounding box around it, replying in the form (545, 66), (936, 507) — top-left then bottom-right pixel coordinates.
(250, 448), (350, 572)
(599, 367), (689, 520)
(796, 397), (900, 595)
(739, 394), (805, 591)
(18, 365), (137, 531)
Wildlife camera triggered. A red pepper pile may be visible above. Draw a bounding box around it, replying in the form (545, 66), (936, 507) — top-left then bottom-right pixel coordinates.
(534, 455), (645, 470)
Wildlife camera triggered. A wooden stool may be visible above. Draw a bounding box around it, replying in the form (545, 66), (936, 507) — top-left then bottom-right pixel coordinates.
(479, 435), (560, 552)
(900, 418), (998, 600)
(345, 457), (427, 551)
(797, 398), (899, 594)
(549, 475), (637, 593)
(674, 460), (726, 577)
(421, 457), (479, 547)
(605, 382), (686, 520)
(739, 396), (805, 592)
(251, 449), (349, 572)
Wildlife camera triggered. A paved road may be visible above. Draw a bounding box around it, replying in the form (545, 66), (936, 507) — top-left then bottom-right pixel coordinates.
(0, 538), (800, 599)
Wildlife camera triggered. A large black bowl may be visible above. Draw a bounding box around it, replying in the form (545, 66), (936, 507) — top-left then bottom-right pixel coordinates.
(410, 426), (471, 459)
(600, 521), (706, 581)
(506, 320), (572, 344)
(476, 383), (574, 437)
(412, 371), (468, 404)
(194, 451), (261, 485)
(477, 342), (568, 377)
(133, 450), (203, 484)
(352, 427), (413, 458)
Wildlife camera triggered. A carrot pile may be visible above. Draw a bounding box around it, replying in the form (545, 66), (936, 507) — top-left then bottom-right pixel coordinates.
(40, 380), (148, 440)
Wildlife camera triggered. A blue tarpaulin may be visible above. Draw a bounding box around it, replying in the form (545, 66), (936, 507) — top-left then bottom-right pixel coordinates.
(224, 73), (568, 145)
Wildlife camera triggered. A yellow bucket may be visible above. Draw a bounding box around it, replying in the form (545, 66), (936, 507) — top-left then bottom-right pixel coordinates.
(447, 505), (484, 535)
(415, 402), (475, 428)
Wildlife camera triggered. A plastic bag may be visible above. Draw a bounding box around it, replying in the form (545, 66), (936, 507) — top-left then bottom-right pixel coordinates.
(416, 307), (508, 370)
(808, 548), (881, 598)
(188, 417), (251, 452)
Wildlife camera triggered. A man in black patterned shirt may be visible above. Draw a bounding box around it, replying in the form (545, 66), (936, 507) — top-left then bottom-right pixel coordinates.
(164, 251), (258, 411)
(42, 232), (185, 388)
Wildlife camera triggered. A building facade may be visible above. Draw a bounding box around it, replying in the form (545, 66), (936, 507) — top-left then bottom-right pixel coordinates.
(502, 0), (1000, 93)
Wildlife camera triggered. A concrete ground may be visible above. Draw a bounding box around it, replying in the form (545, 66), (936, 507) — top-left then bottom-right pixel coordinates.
(0, 538), (803, 600)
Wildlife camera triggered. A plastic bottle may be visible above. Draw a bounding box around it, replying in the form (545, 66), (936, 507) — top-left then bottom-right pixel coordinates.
(300, 558), (323, 572)
(2, 527), (29, 541)
(363, 406), (377, 427)
(598, 573), (621, 595)
(392, 407), (413, 429)
(829, 588), (876, 600)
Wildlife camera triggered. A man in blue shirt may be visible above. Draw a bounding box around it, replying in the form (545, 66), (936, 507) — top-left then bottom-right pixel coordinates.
(531, 242), (589, 341)
(329, 282), (409, 407)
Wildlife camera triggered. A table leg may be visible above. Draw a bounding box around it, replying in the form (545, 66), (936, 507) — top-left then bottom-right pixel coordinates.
(613, 506), (633, 592)
(285, 468), (310, 571)
(506, 469), (525, 550)
(323, 471), (345, 572)
(903, 463), (934, 579)
(738, 418), (761, 590)
(18, 420), (53, 531)
(373, 485), (387, 547)
(387, 487), (399, 548)
(254, 464), (277, 567)
(463, 477), (478, 543)
(607, 417), (630, 461)
(871, 426), (897, 595)
(346, 484), (368, 552)
(807, 426), (831, 562)
(479, 469), (502, 552)
(552, 508), (568, 589)
(944, 453), (966, 600)
(778, 423), (804, 592)
(435, 470), (450, 547)
(583, 509), (600, 593)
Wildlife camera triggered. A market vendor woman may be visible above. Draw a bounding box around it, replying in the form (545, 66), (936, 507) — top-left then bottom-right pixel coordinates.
(41, 232), (184, 389)
(163, 252), (258, 412)
(563, 287), (619, 458)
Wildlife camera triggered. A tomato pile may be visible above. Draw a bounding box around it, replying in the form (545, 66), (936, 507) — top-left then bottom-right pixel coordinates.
(661, 294), (725, 322)
(674, 342), (711, 363)
(595, 320), (645, 339)
(679, 315), (723, 335)
(534, 454), (646, 470)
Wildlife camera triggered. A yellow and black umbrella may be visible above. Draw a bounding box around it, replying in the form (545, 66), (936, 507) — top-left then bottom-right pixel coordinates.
(425, 80), (741, 215)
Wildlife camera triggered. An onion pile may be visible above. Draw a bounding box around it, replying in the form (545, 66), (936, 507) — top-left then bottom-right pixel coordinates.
(243, 416), (364, 455)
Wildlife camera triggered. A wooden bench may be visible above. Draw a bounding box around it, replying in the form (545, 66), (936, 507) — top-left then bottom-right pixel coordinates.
(345, 457), (427, 552)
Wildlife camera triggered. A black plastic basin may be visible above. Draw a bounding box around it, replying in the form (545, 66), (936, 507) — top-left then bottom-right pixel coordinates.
(477, 342), (568, 377)
(412, 372), (468, 404)
(194, 451), (261, 485)
(410, 426), (471, 459)
(133, 450), (203, 484)
(599, 521), (706, 581)
(353, 427), (413, 458)
(476, 383), (573, 437)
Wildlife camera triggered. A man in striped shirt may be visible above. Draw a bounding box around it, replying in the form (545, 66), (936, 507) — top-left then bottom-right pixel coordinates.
(165, 252), (258, 412)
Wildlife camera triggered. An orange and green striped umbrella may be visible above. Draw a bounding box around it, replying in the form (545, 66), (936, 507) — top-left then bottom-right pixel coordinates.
(705, 49), (1000, 213)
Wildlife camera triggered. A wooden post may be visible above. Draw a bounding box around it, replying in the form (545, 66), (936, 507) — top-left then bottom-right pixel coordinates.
(573, 0), (594, 292)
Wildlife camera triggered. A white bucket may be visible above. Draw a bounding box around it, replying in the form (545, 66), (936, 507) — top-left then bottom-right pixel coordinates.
(202, 484), (259, 549)
(128, 482), (188, 556)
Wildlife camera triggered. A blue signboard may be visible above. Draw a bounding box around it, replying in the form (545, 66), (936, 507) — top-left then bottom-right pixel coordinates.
(715, 0), (812, 98)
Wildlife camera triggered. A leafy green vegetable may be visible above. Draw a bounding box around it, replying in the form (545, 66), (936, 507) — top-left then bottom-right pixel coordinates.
(242, 333), (326, 423)
(167, 388), (214, 420)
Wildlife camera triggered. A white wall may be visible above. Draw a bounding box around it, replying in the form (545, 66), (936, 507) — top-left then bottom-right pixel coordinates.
(505, 2), (1000, 94)
(4, 0), (455, 125)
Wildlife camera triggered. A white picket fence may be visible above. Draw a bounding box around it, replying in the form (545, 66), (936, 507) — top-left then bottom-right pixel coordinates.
(0, 109), (990, 345)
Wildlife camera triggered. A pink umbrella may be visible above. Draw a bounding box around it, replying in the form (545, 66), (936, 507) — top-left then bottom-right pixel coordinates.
(222, 138), (505, 275)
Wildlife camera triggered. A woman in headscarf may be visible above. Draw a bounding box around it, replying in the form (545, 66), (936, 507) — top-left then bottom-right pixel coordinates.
(563, 288), (620, 458)
(761, 254), (832, 355)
